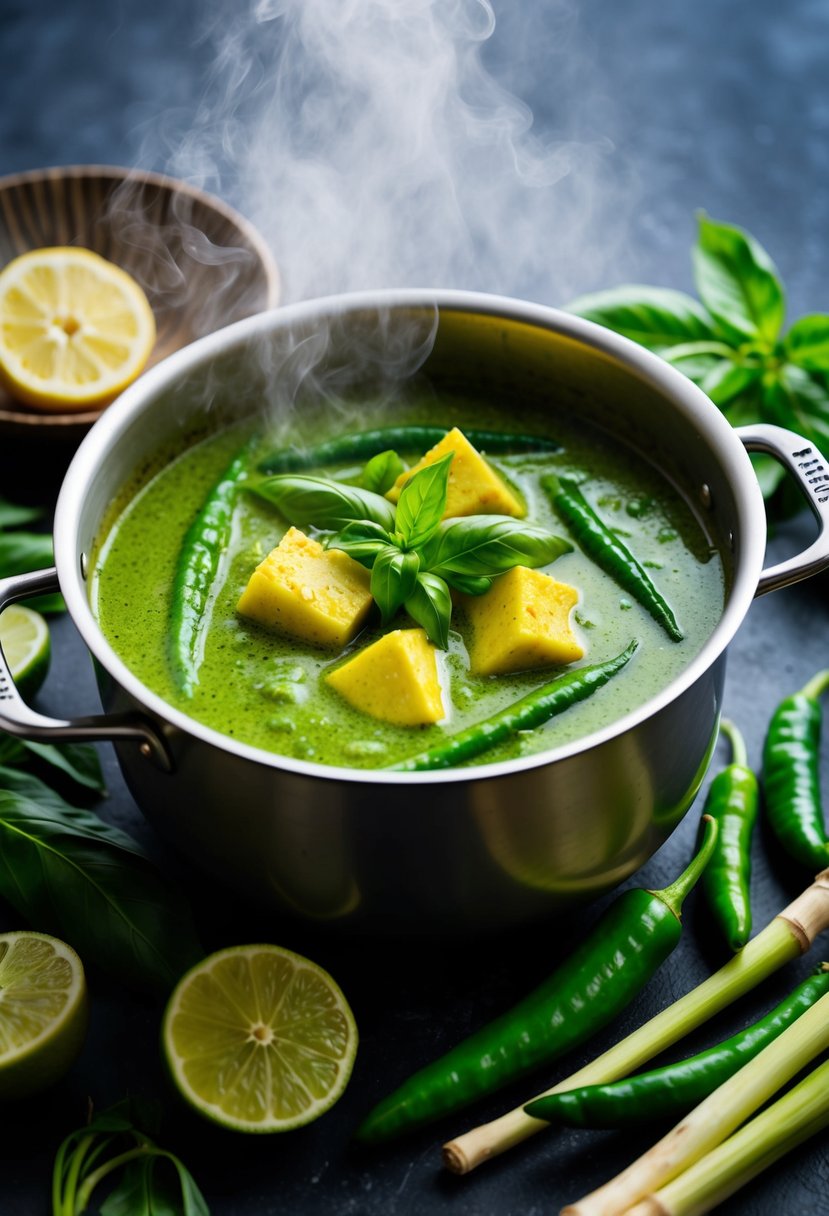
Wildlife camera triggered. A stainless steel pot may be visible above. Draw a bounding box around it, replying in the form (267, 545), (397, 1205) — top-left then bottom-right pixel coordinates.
(2, 291), (828, 932)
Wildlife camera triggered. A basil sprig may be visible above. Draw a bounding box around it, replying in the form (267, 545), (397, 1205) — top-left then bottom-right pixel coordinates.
(568, 212), (829, 503)
(360, 448), (406, 495)
(256, 452), (569, 646)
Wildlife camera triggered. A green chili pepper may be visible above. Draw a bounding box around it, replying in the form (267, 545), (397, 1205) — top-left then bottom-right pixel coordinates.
(169, 439), (253, 697)
(354, 817), (718, 1144)
(387, 640), (638, 772)
(258, 426), (560, 473)
(701, 719), (758, 952)
(524, 964), (829, 1129)
(540, 474), (683, 642)
(762, 670), (829, 872)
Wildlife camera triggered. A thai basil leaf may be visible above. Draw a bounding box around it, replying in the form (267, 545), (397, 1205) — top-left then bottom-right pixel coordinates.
(785, 314), (829, 372)
(0, 497), (43, 530)
(100, 1152), (209, 1216)
(698, 360), (763, 408)
(566, 285), (720, 350)
(444, 573), (493, 596)
(19, 739), (106, 794)
(762, 365), (829, 451)
(421, 516), (572, 578)
(326, 520), (393, 568)
(0, 530), (54, 576)
(0, 788), (203, 992)
(360, 449), (406, 495)
(404, 572), (452, 649)
(250, 475), (396, 530)
(394, 453), (453, 550)
(692, 214), (785, 345)
(370, 548), (420, 622)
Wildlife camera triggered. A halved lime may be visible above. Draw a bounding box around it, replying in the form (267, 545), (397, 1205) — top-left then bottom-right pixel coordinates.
(0, 604), (51, 698)
(162, 944), (358, 1133)
(0, 931), (88, 1100)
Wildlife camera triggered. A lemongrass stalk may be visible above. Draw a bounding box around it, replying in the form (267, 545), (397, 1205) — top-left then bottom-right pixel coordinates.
(442, 867), (829, 1175)
(561, 989), (829, 1216)
(624, 1056), (829, 1216)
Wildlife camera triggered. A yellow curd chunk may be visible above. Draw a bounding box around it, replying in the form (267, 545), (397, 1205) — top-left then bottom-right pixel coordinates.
(464, 565), (584, 676)
(386, 427), (524, 518)
(325, 628), (445, 726)
(237, 526), (373, 649)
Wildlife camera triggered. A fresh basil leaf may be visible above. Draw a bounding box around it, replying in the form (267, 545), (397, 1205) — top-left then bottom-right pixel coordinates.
(762, 365), (829, 451)
(101, 1152), (209, 1216)
(20, 739), (106, 794)
(659, 346), (725, 386)
(692, 214), (785, 345)
(566, 285), (720, 350)
(0, 764), (80, 811)
(0, 530), (54, 577)
(0, 497), (43, 530)
(360, 449), (406, 495)
(698, 360), (763, 408)
(0, 788), (203, 992)
(326, 520), (392, 568)
(370, 548), (420, 622)
(404, 572), (452, 649)
(421, 516), (572, 578)
(0, 736), (24, 766)
(444, 573), (493, 596)
(785, 314), (829, 372)
(250, 475), (396, 531)
(394, 453), (453, 550)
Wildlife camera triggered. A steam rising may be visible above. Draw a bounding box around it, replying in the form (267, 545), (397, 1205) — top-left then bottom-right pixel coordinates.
(165, 0), (637, 306)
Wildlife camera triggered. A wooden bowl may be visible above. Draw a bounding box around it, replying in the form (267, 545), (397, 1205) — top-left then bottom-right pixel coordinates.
(0, 165), (279, 441)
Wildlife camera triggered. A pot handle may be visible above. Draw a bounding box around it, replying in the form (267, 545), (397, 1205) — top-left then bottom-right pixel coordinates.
(0, 567), (173, 772)
(737, 422), (829, 596)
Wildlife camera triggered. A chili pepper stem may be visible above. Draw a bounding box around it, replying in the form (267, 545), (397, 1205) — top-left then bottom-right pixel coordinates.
(799, 668), (829, 701)
(624, 1056), (829, 1216)
(561, 990), (829, 1216)
(654, 815), (716, 919)
(441, 868), (829, 1175)
(717, 718), (746, 767)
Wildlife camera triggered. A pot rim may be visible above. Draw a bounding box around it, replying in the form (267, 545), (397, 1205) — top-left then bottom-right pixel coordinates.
(54, 288), (766, 784)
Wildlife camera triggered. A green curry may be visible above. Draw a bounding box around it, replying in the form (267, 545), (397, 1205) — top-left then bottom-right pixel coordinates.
(91, 398), (725, 770)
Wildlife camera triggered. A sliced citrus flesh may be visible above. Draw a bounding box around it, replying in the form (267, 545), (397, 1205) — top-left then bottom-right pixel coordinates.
(0, 603), (50, 697)
(0, 931), (88, 1100)
(162, 944), (358, 1132)
(0, 246), (156, 411)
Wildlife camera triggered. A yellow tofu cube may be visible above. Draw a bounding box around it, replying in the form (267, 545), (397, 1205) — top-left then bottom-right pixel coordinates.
(325, 628), (445, 725)
(386, 427), (524, 518)
(237, 526), (373, 649)
(463, 566), (584, 676)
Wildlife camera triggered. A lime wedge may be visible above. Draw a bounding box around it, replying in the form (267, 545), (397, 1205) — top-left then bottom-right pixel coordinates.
(0, 931), (88, 1099)
(0, 604), (51, 698)
(162, 944), (358, 1132)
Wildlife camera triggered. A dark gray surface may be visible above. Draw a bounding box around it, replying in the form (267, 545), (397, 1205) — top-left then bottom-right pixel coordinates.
(2, 1), (829, 1213)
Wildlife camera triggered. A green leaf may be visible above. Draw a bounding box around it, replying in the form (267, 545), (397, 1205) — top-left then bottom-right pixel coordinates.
(692, 214), (785, 345)
(0, 736), (24, 766)
(404, 573), (452, 649)
(444, 574), (493, 596)
(394, 453), (453, 549)
(762, 365), (829, 451)
(785, 314), (829, 372)
(0, 497), (43, 530)
(698, 360), (763, 408)
(659, 346), (726, 386)
(421, 516), (572, 578)
(101, 1152), (210, 1216)
(0, 530), (54, 577)
(370, 548), (420, 623)
(566, 285), (720, 350)
(250, 475), (396, 530)
(19, 740), (106, 794)
(360, 449), (406, 495)
(326, 520), (392, 568)
(0, 788), (203, 992)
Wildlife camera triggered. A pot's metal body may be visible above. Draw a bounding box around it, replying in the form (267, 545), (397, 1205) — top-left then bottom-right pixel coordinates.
(2, 292), (828, 931)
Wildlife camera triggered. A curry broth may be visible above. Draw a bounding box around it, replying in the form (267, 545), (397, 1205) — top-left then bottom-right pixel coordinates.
(91, 397), (725, 769)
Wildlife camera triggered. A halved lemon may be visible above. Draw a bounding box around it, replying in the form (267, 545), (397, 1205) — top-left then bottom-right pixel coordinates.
(162, 944), (358, 1132)
(0, 931), (88, 1100)
(0, 603), (50, 698)
(0, 246), (156, 411)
